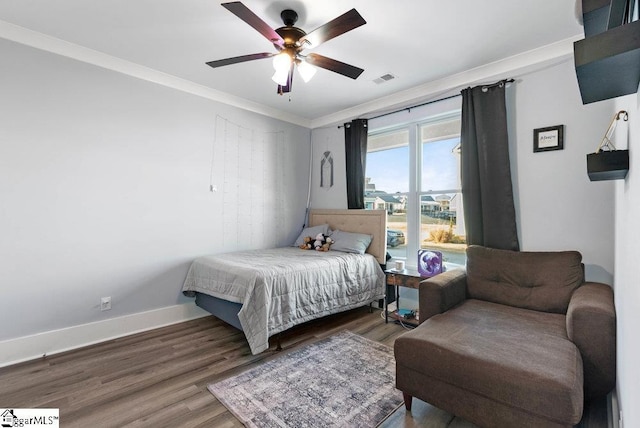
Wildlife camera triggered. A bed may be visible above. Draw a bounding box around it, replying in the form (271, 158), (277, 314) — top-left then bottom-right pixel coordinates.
(182, 209), (387, 354)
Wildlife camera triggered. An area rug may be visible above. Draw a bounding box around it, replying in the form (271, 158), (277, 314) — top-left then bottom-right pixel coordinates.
(208, 330), (403, 428)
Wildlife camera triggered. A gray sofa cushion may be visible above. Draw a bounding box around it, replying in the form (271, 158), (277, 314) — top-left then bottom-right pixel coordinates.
(395, 299), (584, 426)
(466, 245), (584, 313)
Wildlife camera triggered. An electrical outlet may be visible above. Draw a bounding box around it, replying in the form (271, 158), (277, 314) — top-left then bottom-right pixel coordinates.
(100, 296), (111, 311)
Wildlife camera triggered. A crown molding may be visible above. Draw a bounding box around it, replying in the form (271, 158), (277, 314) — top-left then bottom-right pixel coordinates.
(310, 35), (583, 129)
(0, 20), (312, 128)
(1, 18), (581, 131)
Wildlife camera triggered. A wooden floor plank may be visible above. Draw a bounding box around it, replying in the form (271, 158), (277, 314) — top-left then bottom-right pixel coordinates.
(0, 306), (607, 427)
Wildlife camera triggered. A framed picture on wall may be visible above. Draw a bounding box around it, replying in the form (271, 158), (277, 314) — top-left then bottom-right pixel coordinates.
(533, 125), (564, 152)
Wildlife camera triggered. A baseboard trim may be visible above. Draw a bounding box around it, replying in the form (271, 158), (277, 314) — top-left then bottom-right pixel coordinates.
(0, 304), (210, 368)
(609, 389), (620, 428)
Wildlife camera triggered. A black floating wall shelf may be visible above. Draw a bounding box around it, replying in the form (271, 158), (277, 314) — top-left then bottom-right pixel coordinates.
(587, 150), (630, 180)
(574, 0), (640, 104)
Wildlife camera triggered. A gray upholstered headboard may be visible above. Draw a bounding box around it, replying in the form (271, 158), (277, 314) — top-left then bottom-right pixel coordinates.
(308, 209), (387, 264)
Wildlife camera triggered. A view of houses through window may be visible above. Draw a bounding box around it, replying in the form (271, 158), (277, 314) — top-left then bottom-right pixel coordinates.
(365, 113), (467, 268)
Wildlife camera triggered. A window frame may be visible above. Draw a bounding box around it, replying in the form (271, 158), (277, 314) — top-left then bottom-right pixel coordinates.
(367, 109), (463, 268)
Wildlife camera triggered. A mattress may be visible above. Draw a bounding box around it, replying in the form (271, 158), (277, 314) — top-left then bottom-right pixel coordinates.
(182, 247), (385, 354)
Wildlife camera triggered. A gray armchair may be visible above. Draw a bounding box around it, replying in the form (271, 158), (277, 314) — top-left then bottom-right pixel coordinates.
(394, 245), (616, 428)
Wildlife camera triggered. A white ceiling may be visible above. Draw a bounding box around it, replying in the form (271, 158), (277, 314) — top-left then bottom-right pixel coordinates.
(0, 1), (584, 128)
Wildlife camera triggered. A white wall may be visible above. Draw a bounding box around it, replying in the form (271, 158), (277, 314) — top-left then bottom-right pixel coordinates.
(309, 126), (348, 209)
(613, 93), (640, 428)
(509, 60), (616, 283)
(0, 39), (311, 344)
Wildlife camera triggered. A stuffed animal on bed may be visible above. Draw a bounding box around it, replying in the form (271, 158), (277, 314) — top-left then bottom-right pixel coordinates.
(299, 236), (314, 250)
(299, 233), (333, 251)
(313, 233), (333, 251)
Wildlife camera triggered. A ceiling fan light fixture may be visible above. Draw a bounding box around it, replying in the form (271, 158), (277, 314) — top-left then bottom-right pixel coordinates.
(210, 3), (367, 94)
(272, 51), (292, 73)
(297, 61), (317, 83)
(271, 68), (289, 86)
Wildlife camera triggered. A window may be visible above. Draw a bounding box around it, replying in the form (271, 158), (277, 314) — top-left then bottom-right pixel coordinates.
(366, 112), (466, 268)
(365, 129), (409, 259)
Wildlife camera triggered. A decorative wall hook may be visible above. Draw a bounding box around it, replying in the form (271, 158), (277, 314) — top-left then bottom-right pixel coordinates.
(596, 110), (628, 152)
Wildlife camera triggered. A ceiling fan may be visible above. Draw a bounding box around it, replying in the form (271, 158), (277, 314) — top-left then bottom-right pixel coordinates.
(206, 2), (366, 94)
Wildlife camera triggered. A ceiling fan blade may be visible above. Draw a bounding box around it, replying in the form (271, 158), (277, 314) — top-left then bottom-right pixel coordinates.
(222, 2), (284, 46)
(306, 53), (364, 79)
(299, 9), (366, 49)
(206, 52), (274, 68)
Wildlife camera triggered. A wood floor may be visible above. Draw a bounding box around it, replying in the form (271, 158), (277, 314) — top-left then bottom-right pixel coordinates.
(0, 307), (607, 427)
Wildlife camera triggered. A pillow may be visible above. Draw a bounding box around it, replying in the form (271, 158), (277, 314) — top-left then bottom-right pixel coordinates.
(329, 230), (373, 254)
(293, 224), (330, 247)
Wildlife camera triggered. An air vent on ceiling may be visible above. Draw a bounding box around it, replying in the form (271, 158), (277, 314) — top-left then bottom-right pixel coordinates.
(373, 73), (397, 84)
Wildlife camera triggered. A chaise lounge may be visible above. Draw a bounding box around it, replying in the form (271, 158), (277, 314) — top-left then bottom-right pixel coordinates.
(394, 245), (616, 427)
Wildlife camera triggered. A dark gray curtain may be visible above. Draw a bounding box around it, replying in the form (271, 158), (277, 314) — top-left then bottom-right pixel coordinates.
(344, 119), (368, 209)
(461, 83), (519, 251)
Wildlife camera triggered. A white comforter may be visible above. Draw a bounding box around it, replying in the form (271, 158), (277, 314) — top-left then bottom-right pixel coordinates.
(182, 247), (385, 354)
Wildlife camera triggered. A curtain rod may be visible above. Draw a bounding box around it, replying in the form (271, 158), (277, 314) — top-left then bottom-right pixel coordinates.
(366, 93), (461, 122)
(338, 94), (459, 128)
(339, 78), (514, 128)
